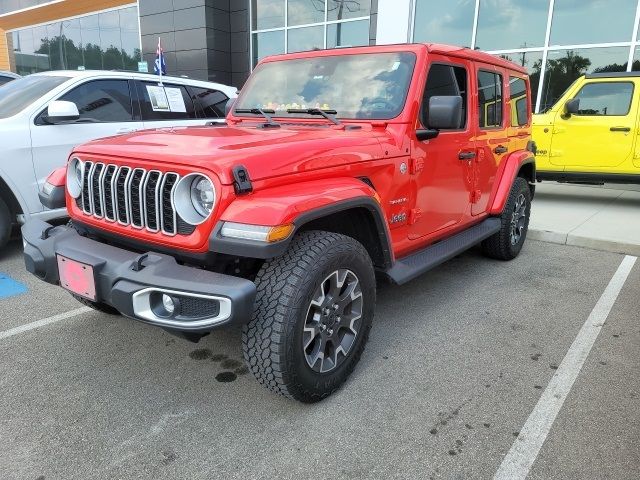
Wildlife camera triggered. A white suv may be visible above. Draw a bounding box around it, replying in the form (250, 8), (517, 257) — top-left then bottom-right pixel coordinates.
(0, 70), (237, 249)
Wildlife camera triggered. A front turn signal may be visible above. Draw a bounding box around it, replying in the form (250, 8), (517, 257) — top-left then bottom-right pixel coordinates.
(220, 222), (294, 243)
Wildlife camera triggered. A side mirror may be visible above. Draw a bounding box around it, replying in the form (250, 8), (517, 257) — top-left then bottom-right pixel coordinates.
(45, 100), (80, 123)
(427, 95), (463, 130)
(565, 98), (580, 116)
(225, 97), (236, 117)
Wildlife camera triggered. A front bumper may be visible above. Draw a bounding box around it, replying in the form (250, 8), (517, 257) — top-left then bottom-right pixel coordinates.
(22, 220), (256, 333)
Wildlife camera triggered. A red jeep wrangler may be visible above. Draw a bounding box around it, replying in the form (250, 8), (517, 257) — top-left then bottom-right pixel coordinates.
(24, 44), (535, 402)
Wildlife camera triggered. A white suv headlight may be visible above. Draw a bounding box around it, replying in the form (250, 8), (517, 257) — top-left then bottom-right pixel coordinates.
(174, 173), (216, 225)
(67, 157), (83, 199)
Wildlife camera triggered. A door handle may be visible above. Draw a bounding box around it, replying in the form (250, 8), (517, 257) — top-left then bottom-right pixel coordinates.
(610, 126), (631, 132)
(458, 151), (476, 160)
(493, 145), (508, 154)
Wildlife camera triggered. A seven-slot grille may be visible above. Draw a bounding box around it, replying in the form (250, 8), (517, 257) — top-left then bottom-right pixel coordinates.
(79, 161), (181, 236)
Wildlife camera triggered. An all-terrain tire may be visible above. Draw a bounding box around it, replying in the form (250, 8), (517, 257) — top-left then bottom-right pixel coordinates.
(242, 231), (376, 403)
(482, 176), (531, 260)
(0, 197), (12, 250)
(71, 293), (120, 315)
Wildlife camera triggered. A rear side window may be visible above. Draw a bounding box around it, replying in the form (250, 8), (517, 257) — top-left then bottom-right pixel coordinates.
(573, 82), (633, 116)
(60, 79), (133, 123)
(421, 63), (468, 129)
(136, 81), (197, 121)
(509, 76), (528, 127)
(189, 86), (229, 118)
(0, 76), (13, 86)
(478, 70), (503, 128)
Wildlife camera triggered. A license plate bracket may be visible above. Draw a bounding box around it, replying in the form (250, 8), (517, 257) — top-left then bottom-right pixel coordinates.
(57, 254), (96, 301)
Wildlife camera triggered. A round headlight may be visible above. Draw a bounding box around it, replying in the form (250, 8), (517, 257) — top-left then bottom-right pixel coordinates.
(174, 173), (216, 225)
(67, 157), (83, 199)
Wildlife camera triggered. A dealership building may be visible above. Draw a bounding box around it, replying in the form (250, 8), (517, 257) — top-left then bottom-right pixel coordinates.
(2, 0), (640, 112)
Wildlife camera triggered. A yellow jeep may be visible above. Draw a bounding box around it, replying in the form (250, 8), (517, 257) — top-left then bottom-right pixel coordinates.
(533, 72), (640, 183)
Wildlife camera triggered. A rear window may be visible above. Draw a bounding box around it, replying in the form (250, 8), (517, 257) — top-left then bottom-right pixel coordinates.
(509, 76), (528, 126)
(189, 86), (229, 118)
(0, 75), (70, 119)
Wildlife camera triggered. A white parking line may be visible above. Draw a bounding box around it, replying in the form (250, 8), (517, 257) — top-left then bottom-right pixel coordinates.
(494, 255), (637, 480)
(0, 307), (92, 341)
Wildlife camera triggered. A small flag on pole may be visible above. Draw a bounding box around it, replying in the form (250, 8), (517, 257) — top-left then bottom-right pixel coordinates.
(154, 37), (166, 81)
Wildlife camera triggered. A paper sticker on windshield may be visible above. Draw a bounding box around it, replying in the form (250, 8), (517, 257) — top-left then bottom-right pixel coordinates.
(391, 61), (401, 71)
(165, 87), (187, 113)
(147, 85), (170, 112)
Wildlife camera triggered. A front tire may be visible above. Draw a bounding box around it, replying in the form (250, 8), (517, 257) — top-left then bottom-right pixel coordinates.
(242, 231), (376, 403)
(482, 176), (531, 260)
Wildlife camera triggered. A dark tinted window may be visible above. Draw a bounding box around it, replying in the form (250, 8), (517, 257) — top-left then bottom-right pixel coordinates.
(0, 76), (14, 86)
(573, 82), (633, 116)
(478, 70), (503, 128)
(60, 79), (133, 122)
(137, 81), (197, 121)
(509, 76), (529, 126)
(421, 64), (467, 129)
(190, 86), (229, 118)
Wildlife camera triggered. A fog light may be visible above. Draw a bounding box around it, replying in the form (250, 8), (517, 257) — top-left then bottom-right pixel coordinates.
(162, 294), (176, 314)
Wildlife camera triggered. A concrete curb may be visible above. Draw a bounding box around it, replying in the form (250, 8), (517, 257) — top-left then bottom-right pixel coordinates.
(529, 228), (640, 257)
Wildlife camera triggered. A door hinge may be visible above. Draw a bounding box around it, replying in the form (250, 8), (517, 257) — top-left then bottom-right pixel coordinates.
(410, 157), (424, 174)
(409, 208), (422, 225)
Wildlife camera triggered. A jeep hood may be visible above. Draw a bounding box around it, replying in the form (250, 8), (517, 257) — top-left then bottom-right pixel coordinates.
(74, 125), (386, 185)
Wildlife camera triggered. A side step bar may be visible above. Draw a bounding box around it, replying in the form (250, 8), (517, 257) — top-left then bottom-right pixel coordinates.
(385, 218), (501, 285)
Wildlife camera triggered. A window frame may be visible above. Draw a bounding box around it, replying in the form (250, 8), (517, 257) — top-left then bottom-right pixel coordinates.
(419, 61), (470, 132)
(571, 81), (635, 117)
(477, 68), (505, 130)
(35, 78), (135, 126)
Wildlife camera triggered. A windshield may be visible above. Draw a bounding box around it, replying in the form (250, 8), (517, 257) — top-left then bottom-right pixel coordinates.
(0, 75), (70, 119)
(235, 52), (416, 120)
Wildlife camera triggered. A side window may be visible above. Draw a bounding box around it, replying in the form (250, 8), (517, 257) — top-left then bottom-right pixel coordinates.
(573, 82), (633, 116)
(509, 76), (528, 127)
(0, 76), (12, 86)
(60, 79), (133, 123)
(421, 64), (468, 129)
(189, 86), (229, 118)
(136, 81), (197, 121)
(478, 70), (503, 128)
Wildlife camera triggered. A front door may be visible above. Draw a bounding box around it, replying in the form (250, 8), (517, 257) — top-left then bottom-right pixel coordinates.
(410, 62), (473, 240)
(30, 78), (143, 193)
(550, 80), (637, 169)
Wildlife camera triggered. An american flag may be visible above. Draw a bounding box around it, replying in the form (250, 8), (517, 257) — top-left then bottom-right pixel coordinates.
(154, 37), (166, 77)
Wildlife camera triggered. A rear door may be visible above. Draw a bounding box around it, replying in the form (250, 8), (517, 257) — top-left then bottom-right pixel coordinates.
(30, 78), (143, 192)
(136, 80), (225, 129)
(550, 80), (637, 169)
(473, 66), (509, 215)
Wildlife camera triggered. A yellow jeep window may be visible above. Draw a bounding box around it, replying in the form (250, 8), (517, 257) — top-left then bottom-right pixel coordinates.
(573, 82), (633, 116)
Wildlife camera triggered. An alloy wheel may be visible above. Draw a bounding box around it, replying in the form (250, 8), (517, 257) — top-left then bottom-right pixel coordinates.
(303, 269), (363, 373)
(510, 193), (527, 245)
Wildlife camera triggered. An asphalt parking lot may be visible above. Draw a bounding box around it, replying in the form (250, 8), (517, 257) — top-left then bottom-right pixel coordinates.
(0, 237), (638, 480)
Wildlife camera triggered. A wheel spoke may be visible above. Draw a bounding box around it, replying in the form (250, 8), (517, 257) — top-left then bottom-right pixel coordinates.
(303, 324), (321, 350)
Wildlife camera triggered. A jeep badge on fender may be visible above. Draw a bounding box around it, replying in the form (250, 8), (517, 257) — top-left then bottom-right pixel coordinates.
(23, 44), (535, 403)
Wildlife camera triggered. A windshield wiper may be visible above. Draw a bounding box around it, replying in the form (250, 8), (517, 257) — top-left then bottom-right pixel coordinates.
(287, 108), (341, 125)
(234, 108), (280, 128)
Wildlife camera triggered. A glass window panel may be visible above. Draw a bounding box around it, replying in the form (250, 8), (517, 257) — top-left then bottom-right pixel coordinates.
(550, 0), (637, 46)
(572, 82), (633, 115)
(478, 71), (503, 127)
(631, 46), (640, 70)
(32, 25), (50, 72)
(46, 22), (63, 70)
(252, 30), (285, 65)
(120, 7), (141, 70)
(326, 19), (369, 48)
(288, 0), (325, 26)
(327, 0), (370, 21)
(413, 0), (475, 47)
(100, 10), (123, 70)
(287, 25), (324, 53)
(540, 47), (630, 112)
(498, 51), (543, 112)
(62, 18), (83, 70)
(60, 79), (133, 122)
(252, 0), (285, 29)
(509, 76), (529, 126)
(476, 0), (549, 51)
(80, 14), (102, 69)
(136, 81), (197, 121)
(190, 86), (229, 118)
